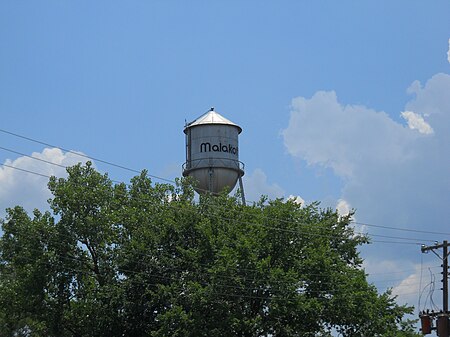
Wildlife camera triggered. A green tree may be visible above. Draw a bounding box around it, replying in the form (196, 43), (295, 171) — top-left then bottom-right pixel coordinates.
(0, 163), (420, 336)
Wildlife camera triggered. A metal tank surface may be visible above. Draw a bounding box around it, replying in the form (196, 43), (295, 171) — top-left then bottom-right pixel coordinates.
(182, 108), (245, 197)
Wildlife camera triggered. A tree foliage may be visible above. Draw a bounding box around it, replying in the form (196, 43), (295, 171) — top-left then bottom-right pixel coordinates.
(0, 163), (420, 336)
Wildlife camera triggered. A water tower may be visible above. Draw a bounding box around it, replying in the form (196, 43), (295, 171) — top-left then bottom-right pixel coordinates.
(182, 108), (245, 202)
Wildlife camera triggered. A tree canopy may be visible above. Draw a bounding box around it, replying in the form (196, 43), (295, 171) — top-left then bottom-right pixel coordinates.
(0, 163), (419, 336)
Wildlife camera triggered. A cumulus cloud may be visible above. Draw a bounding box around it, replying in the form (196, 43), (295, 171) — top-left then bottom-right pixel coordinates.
(401, 111), (434, 134)
(282, 90), (415, 179)
(0, 148), (88, 218)
(243, 168), (285, 202)
(405, 73), (450, 124)
(282, 73), (450, 250)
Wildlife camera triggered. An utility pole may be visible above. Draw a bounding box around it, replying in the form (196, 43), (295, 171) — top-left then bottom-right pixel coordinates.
(420, 240), (450, 336)
(445, 242), (448, 314)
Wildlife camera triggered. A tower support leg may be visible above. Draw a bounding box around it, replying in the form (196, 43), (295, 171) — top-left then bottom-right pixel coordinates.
(208, 168), (213, 194)
(238, 176), (246, 205)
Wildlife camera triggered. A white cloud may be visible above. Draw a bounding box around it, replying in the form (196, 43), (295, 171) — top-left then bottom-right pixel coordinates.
(336, 199), (366, 234)
(401, 111), (434, 134)
(0, 148), (88, 218)
(392, 271), (421, 307)
(282, 91), (414, 179)
(336, 199), (351, 217)
(363, 258), (403, 276)
(282, 72), (450, 312)
(390, 263), (442, 310)
(363, 258), (427, 308)
(405, 73), (450, 127)
(243, 171), (306, 206)
(288, 195), (305, 206)
(447, 38), (450, 64)
(243, 168), (285, 202)
(282, 73), (450, 255)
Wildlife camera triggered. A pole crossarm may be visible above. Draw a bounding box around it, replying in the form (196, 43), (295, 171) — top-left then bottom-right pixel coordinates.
(422, 242), (450, 258)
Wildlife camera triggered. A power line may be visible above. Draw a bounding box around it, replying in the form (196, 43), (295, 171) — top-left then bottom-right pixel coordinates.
(367, 265), (440, 276)
(0, 162), (436, 246)
(352, 221), (450, 237)
(371, 273), (439, 285)
(369, 240), (422, 245)
(1, 128), (446, 241)
(1, 163), (50, 179)
(0, 178), (431, 294)
(0, 146), (66, 169)
(0, 146), (124, 185)
(0, 128), (227, 196)
(0, 128), (174, 184)
(361, 233), (434, 243)
(0, 215), (428, 293)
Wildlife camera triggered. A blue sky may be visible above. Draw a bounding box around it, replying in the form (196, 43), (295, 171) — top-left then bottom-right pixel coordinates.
(1, 0), (449, 321)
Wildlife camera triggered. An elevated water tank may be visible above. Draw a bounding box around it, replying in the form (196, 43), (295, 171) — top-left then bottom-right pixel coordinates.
(182, 108), (244, 195)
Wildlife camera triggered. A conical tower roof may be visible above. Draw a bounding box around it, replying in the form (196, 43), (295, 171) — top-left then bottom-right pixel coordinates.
(185, 107), (242, 133)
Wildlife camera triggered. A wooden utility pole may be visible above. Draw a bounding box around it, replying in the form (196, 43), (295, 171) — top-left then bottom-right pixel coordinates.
(420, 240), (450, 336)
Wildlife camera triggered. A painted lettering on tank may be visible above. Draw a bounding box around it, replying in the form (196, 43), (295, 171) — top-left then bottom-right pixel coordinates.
(200, 142), (238, 155)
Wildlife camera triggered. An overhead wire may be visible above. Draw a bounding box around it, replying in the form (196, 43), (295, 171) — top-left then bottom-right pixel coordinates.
(369, 273), (439, 285)
(0, 146), (67, 169)
(418, 254), (424, 311)
(0, 128), (173, 184)
(0, 217), (430, 294)
(0, 162), (434, 294)
(351, 221), (450, 237)
(0, 146), (124, 185)
(0, 192), (427, 295)
(0, 127), (441, 240)
(0, 148), (436, 246)
(3, 129), (449, 316)
(0, 128), (447, 245)
(0, 161), (435, 246)
(1, 163), (51, 179)
(0, 222), (434, 298)
(5, 249), (416, 337)
(429, 268), (440, 311)
(0, 128), (443, 234)
(367, 265), (440, 276)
